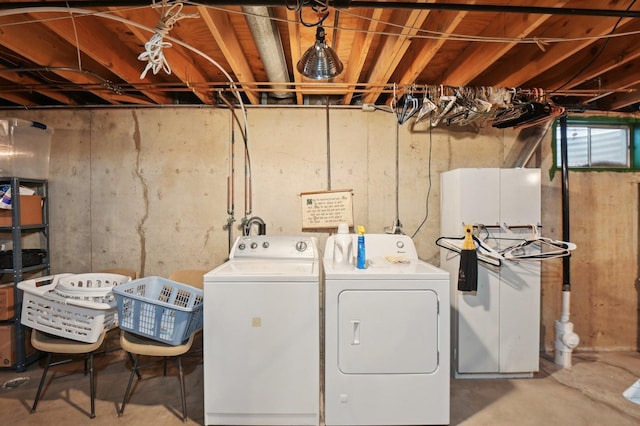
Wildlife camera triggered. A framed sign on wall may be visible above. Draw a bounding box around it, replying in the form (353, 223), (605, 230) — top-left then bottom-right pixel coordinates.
(300, 190), (354, 231)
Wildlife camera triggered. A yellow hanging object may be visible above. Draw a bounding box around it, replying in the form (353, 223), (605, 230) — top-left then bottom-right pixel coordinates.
(357, 225), (365, 235)
(458, 224), (478, 292)
(461, 224), (475, 250)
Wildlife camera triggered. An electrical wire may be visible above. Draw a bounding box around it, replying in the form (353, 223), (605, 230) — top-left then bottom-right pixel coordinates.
(3, 2), (640, 49)
(0, 5), (253, 241)
(410, 122), (433, 239)
(552, 0), (638, 92)
(335, 5), (640, 45)
(190, 1), (640, 47)
(66, 4), (83, 71)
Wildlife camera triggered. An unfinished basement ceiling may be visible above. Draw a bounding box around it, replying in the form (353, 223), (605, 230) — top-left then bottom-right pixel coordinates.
(0, 0), (639, 111)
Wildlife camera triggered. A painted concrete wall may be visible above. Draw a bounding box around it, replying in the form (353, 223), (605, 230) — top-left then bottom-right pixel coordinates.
(4, 107), (638, 351)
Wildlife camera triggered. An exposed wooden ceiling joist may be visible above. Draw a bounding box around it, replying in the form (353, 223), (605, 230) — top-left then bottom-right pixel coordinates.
(0, 0), (637, 113)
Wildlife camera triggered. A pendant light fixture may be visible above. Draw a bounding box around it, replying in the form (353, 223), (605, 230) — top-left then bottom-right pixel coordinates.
(297, 25), (343, 80)
(295, 2), (343, 80)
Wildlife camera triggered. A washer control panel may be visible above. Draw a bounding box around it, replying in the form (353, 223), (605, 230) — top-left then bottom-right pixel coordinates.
(231, 235), (318, 260)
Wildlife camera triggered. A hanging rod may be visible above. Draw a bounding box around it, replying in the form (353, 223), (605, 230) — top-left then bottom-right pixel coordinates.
(1, 1), (640, 19)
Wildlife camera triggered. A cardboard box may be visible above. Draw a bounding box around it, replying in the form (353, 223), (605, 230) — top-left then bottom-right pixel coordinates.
(0, 324), (35, 367)
(0, 195), (42, 226)
(0, 325), (15, 366)
(0, 284), (14, 320)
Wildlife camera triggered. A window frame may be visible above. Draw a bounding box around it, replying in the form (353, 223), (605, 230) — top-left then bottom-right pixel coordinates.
(552, 115), (640, 172)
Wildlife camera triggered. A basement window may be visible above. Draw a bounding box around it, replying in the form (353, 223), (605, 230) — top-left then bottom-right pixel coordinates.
(553, 118), (639, 170)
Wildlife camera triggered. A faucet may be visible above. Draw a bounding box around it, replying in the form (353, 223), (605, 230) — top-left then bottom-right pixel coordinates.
(242, 216), (266, 236)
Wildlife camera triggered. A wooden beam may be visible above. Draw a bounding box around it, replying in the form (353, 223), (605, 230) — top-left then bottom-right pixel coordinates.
(497, 15), (634, 87)
(286, 8), (304, 105)
(0, 90), (38, 106)
(198, 6), (260, 105)
(530, 17), (640, 92)
(362, 2), (432, 104)
(0, 66), (78, 105)
(341, 8), (384, 105)
(597, 82), (640, 111)
(395, 7), (470, 85)
(440, 1), (569, 85)
(0, 14), (123, 104)
(29, 11), (171, 104)
(107, 7), (210, 104)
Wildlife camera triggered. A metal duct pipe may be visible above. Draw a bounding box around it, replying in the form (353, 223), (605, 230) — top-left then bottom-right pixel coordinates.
(243, 6), (293, 99)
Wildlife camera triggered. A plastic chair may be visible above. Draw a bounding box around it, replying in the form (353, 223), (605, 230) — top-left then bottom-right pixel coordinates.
(118, 269), (206, 422)
(29, 329), (110, 418)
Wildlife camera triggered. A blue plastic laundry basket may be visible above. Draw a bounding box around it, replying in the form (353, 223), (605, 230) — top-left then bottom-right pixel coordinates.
(112, 276), (203, 345)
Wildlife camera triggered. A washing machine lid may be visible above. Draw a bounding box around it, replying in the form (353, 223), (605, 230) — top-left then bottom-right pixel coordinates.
(323, 257), (449, 280)
(206, 259), (320, 282)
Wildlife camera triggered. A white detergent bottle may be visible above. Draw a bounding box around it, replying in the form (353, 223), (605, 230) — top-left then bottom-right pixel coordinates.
(333, 223), (354, 270)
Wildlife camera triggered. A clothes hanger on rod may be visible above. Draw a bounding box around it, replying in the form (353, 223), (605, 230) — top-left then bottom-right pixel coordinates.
(500, 224), (576, 260)
(431, 87), (457, 126)
(415, 85), (437, 124)
(435, 233), (504, 267)
(392, 84), (420, 125)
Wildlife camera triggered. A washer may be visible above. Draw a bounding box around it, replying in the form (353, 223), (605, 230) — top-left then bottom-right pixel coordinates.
(203, 235), (320, 426)
(324, 234), (450, 426)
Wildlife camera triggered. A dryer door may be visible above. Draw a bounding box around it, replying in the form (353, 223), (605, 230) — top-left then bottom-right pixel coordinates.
(338, 289), (439, 374)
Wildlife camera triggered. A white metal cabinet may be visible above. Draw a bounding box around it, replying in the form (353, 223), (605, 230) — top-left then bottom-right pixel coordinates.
(441, 168), (541, 378)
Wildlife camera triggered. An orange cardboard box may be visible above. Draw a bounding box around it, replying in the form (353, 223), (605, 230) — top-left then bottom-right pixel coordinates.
(0, 284), (14, 320)
(0, 325), (14, 366)
(0, 195), (42, 226)
(0, 324), (35, 367)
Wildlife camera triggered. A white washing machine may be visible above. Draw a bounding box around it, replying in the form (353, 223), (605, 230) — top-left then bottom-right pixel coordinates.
(203, 235), (320, 426)
(324, 234), (450, 426)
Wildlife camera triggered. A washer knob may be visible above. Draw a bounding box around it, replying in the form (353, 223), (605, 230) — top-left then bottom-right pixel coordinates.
(397, 241), (405, 249)
(296, 241), (308, 252)
(262, 242), (270, 249)
(238, 243), (246, 250)
(251, 242), (258, 249)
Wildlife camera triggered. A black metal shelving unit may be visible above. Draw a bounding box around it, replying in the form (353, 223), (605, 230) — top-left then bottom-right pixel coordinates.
(0, 177), (49, 371)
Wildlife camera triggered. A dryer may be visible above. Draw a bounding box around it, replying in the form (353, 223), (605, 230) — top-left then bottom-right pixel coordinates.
(203, 235), (320, 426)
(323, 234), (450, 426)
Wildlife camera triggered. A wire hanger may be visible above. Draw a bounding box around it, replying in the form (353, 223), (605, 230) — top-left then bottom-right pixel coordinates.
(392, 84), (420, 125)
(436, 233), (504, 267)
(415, 85), (437, 124)
(500, 224), (576, 260)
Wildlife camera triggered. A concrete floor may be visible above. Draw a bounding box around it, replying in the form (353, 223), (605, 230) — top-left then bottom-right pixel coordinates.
(1, 333), (640, 426)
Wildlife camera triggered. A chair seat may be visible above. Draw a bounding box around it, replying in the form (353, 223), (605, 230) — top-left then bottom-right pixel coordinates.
(119, 330), (199, 357)
(32, 329), (107, 354)
(29, 329), (109, 419)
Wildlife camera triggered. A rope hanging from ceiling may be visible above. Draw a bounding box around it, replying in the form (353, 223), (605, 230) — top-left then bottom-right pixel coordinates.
(138, 0), (199, 79)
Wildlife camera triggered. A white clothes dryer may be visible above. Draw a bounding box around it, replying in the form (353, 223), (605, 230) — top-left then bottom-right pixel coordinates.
(323, 234), (450, 425)
(203, 235), (320, 426)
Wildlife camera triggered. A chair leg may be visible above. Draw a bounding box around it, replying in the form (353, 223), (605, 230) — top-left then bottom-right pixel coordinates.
(31, 352), (52, 413)
(126, 352), (142, 379)
(89, 353), (96, 419)
(177, 356), (187, 422)
(119, 354), (141, 417)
